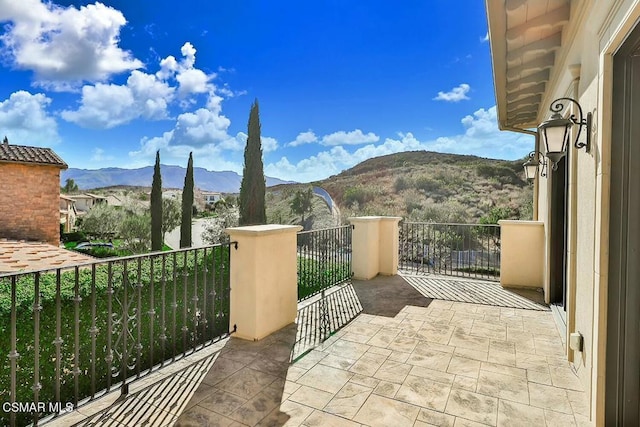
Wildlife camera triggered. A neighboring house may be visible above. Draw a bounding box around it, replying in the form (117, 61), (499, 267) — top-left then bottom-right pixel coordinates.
(0, 137), (67, 245)
(202, 191), (222, 205)
(69, 193), (107, 214)
(487, 1), (640, 424)
(59, 195), (77, 233)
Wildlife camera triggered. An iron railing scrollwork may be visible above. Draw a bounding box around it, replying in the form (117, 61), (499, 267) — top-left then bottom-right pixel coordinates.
(0, 243), (233, 427)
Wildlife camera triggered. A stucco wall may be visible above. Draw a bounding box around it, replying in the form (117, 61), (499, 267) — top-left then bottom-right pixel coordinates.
(533, 1), (640, 423)
(0, 163), (61, 245)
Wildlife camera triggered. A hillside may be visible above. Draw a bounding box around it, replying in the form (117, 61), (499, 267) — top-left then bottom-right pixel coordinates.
(61, 165), (293, 192)
(288, 151), (532, 223)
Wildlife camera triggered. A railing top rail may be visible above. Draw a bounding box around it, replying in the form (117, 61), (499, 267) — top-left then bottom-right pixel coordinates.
(297, 225), (351, 236)
(0, 241), (237, 279)
(401, 222), (500, 228)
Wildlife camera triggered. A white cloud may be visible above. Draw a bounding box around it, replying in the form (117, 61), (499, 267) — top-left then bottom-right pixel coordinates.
(0, 90), (60, 145)
(287, 130), (318, 147)
(433, 83), (471, 102)
(61, 70), (174, 128)
(0, 0), (142, 89)
(481, 32), (489, 42)
(321, 129), (379, 146)
(61, 41), (230, 129)
(261, 136), (278, 153)
(90, 147), (114, 162)
(265, 106), (533, 182)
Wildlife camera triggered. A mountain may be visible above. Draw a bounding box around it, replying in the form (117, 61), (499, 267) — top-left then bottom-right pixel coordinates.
(268, 150), (532, 223)
(61, 165), (293, 192)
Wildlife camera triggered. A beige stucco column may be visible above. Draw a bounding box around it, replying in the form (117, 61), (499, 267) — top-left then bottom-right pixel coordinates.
(379, 217), (402, 275)
(349, 216), (381, 280)
(498, 220), (545, 290)
(225, 224), (302, 341)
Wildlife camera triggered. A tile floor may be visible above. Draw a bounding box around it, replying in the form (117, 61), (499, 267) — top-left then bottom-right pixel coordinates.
(173, 300), (593, 427)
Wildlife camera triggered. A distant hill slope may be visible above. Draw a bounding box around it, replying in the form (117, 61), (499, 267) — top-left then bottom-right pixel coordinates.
(267, 150), (532, 223)
(61, 165), (293, 192)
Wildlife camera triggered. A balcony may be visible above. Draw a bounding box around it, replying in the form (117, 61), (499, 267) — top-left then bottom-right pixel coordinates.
(1, 218), (588, 426)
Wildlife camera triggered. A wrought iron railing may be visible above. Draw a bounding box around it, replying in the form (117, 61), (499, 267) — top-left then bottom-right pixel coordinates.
(297, 225), (352, 301)
(0, 243), (233, 427)
(399, 222), (500, 280)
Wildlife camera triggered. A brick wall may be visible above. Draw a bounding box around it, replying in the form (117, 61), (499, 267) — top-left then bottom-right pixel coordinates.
(0, 163), (62, 245)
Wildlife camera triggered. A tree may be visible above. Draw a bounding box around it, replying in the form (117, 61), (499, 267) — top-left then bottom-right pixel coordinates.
(290, 187), (314, 224)
(239, 99), (266, 225)
(162, 197), (181, 243)
(180, 152), (194, 248)
(119, 212), (151, 254)
(151, 151), (163, 251)
(61, 178), (79, 194)
(80, 204), (124, 240)
(202, 204), (239, 244)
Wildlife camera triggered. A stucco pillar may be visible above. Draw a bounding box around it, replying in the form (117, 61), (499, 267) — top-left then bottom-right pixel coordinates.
(225, 224), (302, 341)
(379, 217), (402, 275)
(498, 220), (545, 290)
(348, 217), (381, 280)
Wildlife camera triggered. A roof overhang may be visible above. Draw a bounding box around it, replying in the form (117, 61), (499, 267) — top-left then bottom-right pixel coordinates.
(486, 0), (571, 130)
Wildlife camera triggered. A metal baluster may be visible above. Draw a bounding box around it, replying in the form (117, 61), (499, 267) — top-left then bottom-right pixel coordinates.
(54, 270), (62, 406)
(32, 272), (42, 425)
(182, 251), (188, 355)
(136, 257), (143, 378)
(106, 262), (113, 392)
(160, 254), (167, 367)
(192, 249), (199, 351)
(121, 261), (129, 396)
(9, 275), (18, 427)
(172, 252), (177, 361)
(201, 247), (208, 344)
(149, 257), (155, 370)
(90, 264), (98, 398)
(73, 267), (81, 406)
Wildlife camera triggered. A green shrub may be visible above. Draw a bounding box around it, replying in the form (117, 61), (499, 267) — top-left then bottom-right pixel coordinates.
(394, 176), (410, 192)
(61, 231), (86, 243)
(343, 186), (374, 207)
(414, 176), (442, 193)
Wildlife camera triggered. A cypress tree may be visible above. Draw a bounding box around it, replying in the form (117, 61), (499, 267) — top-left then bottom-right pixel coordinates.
(239, 99), (266, 225)
(151, 151), (163, 251)
(180, 152), (194, 248)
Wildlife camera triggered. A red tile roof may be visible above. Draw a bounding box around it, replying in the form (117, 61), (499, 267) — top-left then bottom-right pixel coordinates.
(0, 240), (93, 273)
(0, 138), (67, 168)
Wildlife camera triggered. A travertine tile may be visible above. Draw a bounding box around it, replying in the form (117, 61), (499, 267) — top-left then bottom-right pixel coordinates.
(395, 375), (451, 411)
(528, 383), (573, 414)
(349, 373), (381, 389)
(481, 361), (526, 379)
(417, 407), (455, 426)
(408, 346), (452, 371)
(548, 366), (584, 391)
(476, 371), (529, 404)
(302, 409), (361, 427)
(215, 367), (278, 400)
(445, 389), (498, 426)
(228, 389), (281, 426)
(367, 329), (401, 348)
(567, 389), (590, 417)
(197, 388), (247, 416)
(349, 353), (386, 376)
(452, 375), (477, 392)
(202, 357), (248, 386)
(174, 405), (235, 427)
(453, 347), (488, 362)
(319, 353), (357, 370)
(373, 380), (400, 398)
(447, 356), (481, 379)
(409, 364), (456, 386)
(544, 409), (577, 426)
(293, 350), (327, 370)
(353, 394), (420, 427)
(527, 368), (552, 385)
(288, 385), (334, 410)
(373, 359), (413, 384)
(388, 335), (419, 353)
(324, 382), (372, 418)
(259, 400), (314, 427)
(497, 399), (545, 427)
(449, 329), (490, 352)
(297, 364), (353, 394)
(326, 340), (370, 359)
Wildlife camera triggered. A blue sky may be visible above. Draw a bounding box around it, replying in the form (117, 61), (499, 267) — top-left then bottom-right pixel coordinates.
(0, 0), (534, 182)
